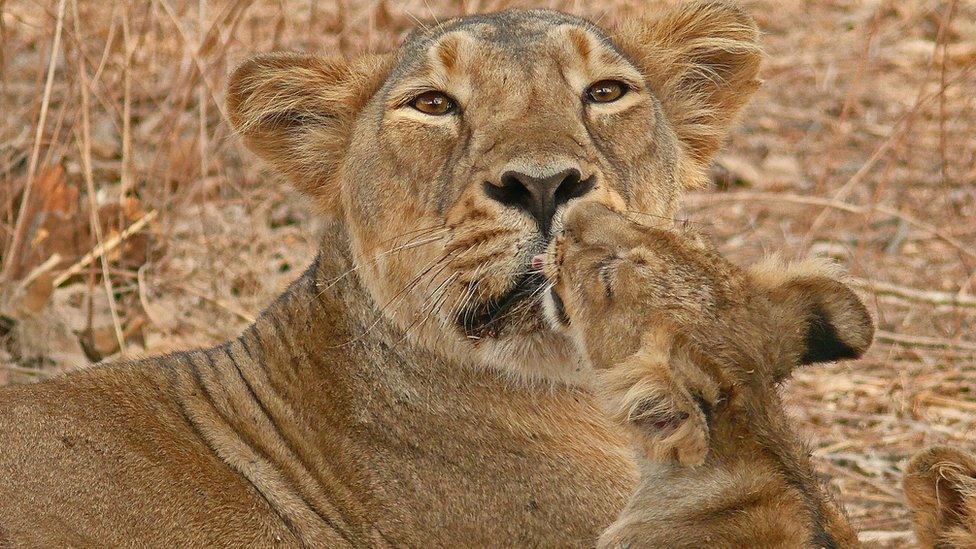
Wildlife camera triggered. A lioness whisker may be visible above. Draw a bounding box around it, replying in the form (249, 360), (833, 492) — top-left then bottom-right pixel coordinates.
(341, 240), (490, 347)
(624, 209), (707, 228)
(395, 272), (460, 346)
(313, 227), (449, 299)
(329, 250), (460, 348)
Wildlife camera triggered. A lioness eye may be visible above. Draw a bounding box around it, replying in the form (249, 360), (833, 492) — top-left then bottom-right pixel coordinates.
(411, 91), (457, 115)
(586, 80), (627, 104)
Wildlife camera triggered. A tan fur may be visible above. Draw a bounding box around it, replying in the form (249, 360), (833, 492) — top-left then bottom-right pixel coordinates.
(905, 446), (976, 548)
(0, 3), (764, 545)
(543, 202), (873, 547)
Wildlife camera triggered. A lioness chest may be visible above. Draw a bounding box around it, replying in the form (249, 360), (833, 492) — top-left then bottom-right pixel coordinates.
(357, 364), (637, 546)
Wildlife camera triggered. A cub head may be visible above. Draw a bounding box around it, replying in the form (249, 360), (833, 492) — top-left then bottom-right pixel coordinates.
(905, 446), (976, 549)
(227, 2), (762, 382)
(541, 202), (873, 376)
(541, 202), (873, 455)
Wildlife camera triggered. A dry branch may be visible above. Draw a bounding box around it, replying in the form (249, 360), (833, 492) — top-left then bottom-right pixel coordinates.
(850, 277), (976, 310)
(52, 210), (158, 287)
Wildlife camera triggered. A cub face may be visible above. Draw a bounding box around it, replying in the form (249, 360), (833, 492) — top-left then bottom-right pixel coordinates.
(541, 201), (742, 372)
(227, 3), (762, 382)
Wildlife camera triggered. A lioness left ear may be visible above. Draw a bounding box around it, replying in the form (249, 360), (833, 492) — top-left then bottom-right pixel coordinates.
(227, 52), (392, 214)
(750, 259), (874, 381)
(612, 1), (762, 169)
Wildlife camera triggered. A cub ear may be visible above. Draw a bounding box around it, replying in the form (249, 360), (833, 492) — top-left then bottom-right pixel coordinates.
(750, 257), (874, 381)
(612, 1), (762, 168)
(905, 446), (976, 549)
(227, 52), (391, 213)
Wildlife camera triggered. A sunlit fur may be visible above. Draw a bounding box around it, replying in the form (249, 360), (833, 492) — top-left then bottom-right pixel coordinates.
(543, 202), (874, 547)
(228, 3), (762, 384)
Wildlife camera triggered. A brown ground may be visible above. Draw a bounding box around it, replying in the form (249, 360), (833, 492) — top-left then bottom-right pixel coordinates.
(1, 1), (974, 545)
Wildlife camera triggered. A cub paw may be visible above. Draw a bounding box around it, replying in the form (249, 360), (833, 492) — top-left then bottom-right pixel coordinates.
(629, 388), (710, 467)
(597, 344), (713, 468)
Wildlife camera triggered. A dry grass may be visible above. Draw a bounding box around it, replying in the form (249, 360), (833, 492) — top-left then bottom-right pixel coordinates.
(1, 1), (974, 545)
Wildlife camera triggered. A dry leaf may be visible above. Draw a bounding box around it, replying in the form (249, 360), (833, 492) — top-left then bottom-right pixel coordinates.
(18, 272), (55, 314)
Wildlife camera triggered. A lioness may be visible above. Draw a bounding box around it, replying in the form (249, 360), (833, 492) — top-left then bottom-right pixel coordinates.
(540, 202), (976, 548)
(0, 2), (762, 546)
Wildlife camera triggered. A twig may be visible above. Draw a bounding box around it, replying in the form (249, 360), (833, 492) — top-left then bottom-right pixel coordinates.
(52, 210), (158, 287)
(119, 0), (134, 196)
(817, 459), (902, 501)
(172, 283), (255, 323)
(16, 253), (61, 292)
(849, 277), (976, 310)
(2, 364), (52, 377)
(875, 329), (976, 354)
(916, 392), (976, 414)
(152, 0), (233, 126)
(858, 531), (914, 544)
(687, 191), (976, 263)
(72, 0), (127, 354)
(1, 0), (67, 283)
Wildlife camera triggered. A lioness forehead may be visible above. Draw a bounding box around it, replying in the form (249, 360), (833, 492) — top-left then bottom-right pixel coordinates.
(393, 9), (622, 76)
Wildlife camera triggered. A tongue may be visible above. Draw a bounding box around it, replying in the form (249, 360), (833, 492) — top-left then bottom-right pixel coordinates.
(531, 254), (546, 270)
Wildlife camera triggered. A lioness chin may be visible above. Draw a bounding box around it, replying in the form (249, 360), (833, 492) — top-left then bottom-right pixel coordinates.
(0, 2), (764, 546)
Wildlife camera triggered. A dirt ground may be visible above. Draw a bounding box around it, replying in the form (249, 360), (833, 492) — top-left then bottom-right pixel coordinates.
(2, 1), (974, 545)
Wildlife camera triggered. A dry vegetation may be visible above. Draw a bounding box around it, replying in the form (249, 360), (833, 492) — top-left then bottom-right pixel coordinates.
(1, 0), (974, 545)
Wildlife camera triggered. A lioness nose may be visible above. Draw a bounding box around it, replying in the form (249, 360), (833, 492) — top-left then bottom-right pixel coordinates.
(484, 167), (594, 235)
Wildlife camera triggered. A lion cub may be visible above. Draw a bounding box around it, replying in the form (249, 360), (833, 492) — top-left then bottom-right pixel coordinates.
(541, 202), (874, 547)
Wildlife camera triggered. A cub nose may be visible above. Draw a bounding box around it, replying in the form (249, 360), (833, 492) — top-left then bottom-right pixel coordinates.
(484, 166), (595, 236)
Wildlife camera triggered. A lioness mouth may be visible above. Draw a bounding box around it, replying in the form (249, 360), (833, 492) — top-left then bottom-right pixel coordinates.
(458, 270), (548, 339)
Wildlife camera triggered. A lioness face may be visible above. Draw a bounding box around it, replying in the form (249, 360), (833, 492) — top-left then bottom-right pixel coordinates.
(228, 4), (762, 382)
(343, 11), (679, 369)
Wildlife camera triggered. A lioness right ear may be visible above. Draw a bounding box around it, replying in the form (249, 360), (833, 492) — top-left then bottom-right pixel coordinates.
(612, 1), (762, 170)
(227, 52), (391, 213)
(905, 446), (976, 548)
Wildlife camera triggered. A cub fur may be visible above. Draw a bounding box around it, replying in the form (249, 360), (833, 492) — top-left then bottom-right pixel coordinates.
(0, 3), (763, 546)
(905, 446), (976, 548)
(544, 202), (976, 548)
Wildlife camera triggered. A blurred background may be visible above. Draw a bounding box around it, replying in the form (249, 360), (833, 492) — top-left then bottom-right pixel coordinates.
(1, 1), (974, 544)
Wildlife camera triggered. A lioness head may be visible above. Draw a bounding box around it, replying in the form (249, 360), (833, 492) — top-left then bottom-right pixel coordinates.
(227, 2), (762, 382)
